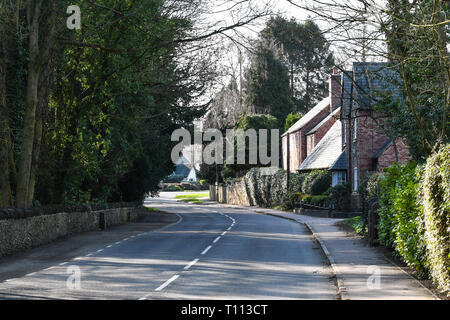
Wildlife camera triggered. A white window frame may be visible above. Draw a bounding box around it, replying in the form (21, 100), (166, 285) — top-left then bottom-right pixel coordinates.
(332, 171), (347, 187)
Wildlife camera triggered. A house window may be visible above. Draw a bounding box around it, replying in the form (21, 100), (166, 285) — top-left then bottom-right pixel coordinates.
(332, 171), (347, 187)
(353, 167), (358, 192)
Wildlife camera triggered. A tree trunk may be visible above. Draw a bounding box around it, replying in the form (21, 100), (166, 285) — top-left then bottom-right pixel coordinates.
(27, 55), (53, 207)
(0, 21), (13, 208)
(16, 0), (41, 208)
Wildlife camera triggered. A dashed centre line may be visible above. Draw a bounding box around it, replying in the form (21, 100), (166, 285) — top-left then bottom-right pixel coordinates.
(155, 275), (180, 292)
(201, 245), (212, 255)
(184, 258), (199, 270)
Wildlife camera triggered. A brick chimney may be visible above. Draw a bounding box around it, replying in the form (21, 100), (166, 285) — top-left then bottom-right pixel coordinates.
(329, 69), (342, 112)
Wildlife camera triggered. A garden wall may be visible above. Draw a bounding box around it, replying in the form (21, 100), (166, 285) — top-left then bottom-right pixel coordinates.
(0, 207), (143, 258)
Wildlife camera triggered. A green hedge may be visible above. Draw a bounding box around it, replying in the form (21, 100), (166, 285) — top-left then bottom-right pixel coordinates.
(419, 144), (450, 294)
(375, 144), (449, 295)
(378, 162), (427, 276)
(301, 170), (332, 195)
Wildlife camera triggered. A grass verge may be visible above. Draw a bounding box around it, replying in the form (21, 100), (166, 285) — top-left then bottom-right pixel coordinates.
(344, 216), (367, 235)
(174, 193), (209, 199)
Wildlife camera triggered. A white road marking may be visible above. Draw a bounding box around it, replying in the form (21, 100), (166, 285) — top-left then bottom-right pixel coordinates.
(155, 275), (180, 292)
(201, 245), (212, 255)
(221, 231), (227, 236)
(184, 258), (199, 270)
(213, 236), (221, 243)
(96, 249), (103, 253)
(59, 262), (68, 266)
(106, 245), (112, 248)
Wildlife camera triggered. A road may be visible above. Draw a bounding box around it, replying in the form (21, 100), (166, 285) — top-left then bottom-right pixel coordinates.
(0, 193), (337, 300)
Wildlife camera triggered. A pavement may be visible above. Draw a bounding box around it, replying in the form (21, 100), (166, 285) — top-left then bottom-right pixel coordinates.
(0, 194), (337, 300)
(202, 200), (438, 300)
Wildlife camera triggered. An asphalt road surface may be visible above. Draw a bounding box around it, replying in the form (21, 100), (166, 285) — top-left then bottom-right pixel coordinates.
(0, 195), (337, 300)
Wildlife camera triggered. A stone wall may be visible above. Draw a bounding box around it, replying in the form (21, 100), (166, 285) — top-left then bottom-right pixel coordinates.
(0, 207), (143, 258)
(225, 180), (251, 206)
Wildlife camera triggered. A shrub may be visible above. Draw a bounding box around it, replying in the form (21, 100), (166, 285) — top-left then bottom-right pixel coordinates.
(345, 216), (367, 235)
(302, 195), (331, 206)
(328, 183), (351, 210)
(289, 192), (306, 207)
(419, 144), (450, 294)
(302, 170), (332, 195)
(162, 185), (183, 192)
(221, 166), (235, 180)
(359, 172), (383, 224)
(378, 162), (427, 276)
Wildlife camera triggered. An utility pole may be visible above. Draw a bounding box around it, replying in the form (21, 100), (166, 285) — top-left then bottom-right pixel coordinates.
(286, 132), (290, 191)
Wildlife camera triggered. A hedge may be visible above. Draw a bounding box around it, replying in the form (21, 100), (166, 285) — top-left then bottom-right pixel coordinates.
(419, 144), (450, 294)
(378, 162), (427, 276)
(373, 144), (449, 295)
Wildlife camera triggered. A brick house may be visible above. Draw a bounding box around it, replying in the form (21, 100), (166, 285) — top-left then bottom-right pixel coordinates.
(282, 69), (342, 173)
(283, 62), (412, 209)
(342, 63), (412, 207)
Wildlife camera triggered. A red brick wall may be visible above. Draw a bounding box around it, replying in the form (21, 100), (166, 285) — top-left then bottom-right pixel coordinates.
(314, 116), (337, 147)
(329, 74), (342, 112)
(356, 112), (388, 174)
(377, 139), (412, 170)
(282, 104), (330, 172)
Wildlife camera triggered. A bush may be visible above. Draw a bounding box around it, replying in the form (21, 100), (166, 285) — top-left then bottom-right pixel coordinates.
(301, 170), (332, 195)
(419, 144), (450, 294)
(162, 185), (183, 192)
(378, 162), (427, 276)
(345, 216), (367, 235)
(328, 183), (351, 210)
(289, 192), (306, 207)
(302, 195), (331, 206)
(221, 166), (236, 180)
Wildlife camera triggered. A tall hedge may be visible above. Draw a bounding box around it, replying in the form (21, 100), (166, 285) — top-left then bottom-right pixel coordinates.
(419, 144), (450, 294)
(378, 162), (427, 276)
(375, 144), (450, 295)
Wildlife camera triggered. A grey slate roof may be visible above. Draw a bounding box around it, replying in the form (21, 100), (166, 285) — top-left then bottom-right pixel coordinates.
(372, 140), (392, 159)
(298, 121), (343, 171)
(329, 150), (347, 171)
(282, 97), (329, 137)
(353, 62), (403, 110)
